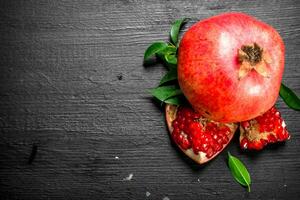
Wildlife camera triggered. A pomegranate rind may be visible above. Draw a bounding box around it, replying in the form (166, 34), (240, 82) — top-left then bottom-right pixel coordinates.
(165, 104), (238, 164)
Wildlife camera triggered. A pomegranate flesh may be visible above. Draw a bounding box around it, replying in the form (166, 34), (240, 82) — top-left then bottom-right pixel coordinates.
(178, 12), (285, 122)
(240, 106), (290, 150)
(166, 104), (238, 164)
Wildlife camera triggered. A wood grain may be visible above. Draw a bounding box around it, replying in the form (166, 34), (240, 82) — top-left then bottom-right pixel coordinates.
(0, 0), (299, 199)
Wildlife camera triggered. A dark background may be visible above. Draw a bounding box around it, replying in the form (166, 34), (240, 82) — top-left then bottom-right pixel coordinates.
(0, 0), (299, 199)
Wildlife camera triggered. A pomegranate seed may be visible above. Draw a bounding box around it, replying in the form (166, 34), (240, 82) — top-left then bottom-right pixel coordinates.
(222, 135), (228, 143)
(259, 124), (267, 133)
(275, 111), (280, 117)
(189, 122), (202, 131)
(240, 138), (248, 149)
(174, 126), (180, 133)
(277, 131), (285, 141)
(212, 134), (219, 141)
(185, 111), (192, 118)
(260, 139), (267, 147)
(241, 121), (250, 129)
(206, 148), (214, 158)
(181, 137), (191, 150)
(200, 143), (209, 152)
(219, 126), (231, 135)
(217, 138), (223, 145)
(268, 123), (274, 130)
(179, 123), (185, 129)
(185, 118), (192, 125)
(277, 130), (289, 141)
(267, 134), (276, 143)
(276, 125), (283, 133)
(251, 140), (263, 150)
(172, 120), (178, 126)
(192, 140), (201, 154)
(178, 134), (185, 144)
(203, 133), (212, 143)
(213, 143), (222, 152)
(270, 107), (276, 113)
(276, 118), (282, 125)
(206, 122), (217, 132)
(192, 113), (201, 119)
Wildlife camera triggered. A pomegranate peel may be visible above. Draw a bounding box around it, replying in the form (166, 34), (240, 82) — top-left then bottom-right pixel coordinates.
(165, 104), (238, 164)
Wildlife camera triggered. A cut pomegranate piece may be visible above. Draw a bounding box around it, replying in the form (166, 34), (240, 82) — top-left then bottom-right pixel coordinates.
(165, 104), (238, 164)
(239, 106), (290, 150)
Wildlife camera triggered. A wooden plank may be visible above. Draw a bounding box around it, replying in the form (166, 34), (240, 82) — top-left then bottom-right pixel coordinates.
(0, 0), (299, 199)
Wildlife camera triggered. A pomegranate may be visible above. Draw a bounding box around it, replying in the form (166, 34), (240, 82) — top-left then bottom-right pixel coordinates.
(178, 12), (285, 122)
(240, 106), (290, 150)
(165, 104), (238, 164)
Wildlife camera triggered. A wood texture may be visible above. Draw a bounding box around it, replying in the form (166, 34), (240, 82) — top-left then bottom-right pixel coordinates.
(0, 0), (299, 199)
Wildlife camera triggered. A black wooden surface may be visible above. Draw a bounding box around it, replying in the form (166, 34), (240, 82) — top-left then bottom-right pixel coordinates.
(0, 1), (299, 199)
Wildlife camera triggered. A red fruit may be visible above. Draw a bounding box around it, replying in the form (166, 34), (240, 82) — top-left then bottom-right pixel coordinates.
(239, 106), (290, 150)
(178, 12), (284, 123)
(166, 104), (238, 164)
(240, 138), (249, 149)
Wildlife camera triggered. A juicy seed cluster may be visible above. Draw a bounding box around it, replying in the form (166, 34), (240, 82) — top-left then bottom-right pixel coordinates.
(171, 107), (231, 158)
(240, 107), (290, 150)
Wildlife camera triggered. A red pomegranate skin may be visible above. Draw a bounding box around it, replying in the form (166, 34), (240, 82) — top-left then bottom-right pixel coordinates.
(178, 12), (285, 123)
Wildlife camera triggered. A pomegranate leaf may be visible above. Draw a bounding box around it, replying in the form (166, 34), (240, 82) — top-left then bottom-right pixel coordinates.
(144, 42), (168, 60)
(164, 95), (187, 105)
(280, 83), (300, 111)
(170, 18), (188, 46)
(150, 85), (183, 105)
(158, 45), (177, 55)
(164, 54), (177, 65)
(228, 152), (251, 192)
(156, 45), (178, 67)
(159, 68), (178, 86)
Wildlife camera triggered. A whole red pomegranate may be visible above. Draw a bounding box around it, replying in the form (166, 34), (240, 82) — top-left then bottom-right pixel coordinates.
(178, 12), (285, 123)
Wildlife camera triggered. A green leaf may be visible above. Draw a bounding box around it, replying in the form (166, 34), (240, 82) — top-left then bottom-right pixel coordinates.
(150, 85), (183, 103)
(164, 95), (187, 105)
(279, 83), (300, 111)
(159, 68), (178, 86)
(164, 54), (177, 65)
(155, 45), (177, 69)
(144, 42), (168, 60)
(228, 152), (251, 192)
(156, 45), (177, 59)
(160, 45), (177, 55)
(170, 18), (188, 46)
